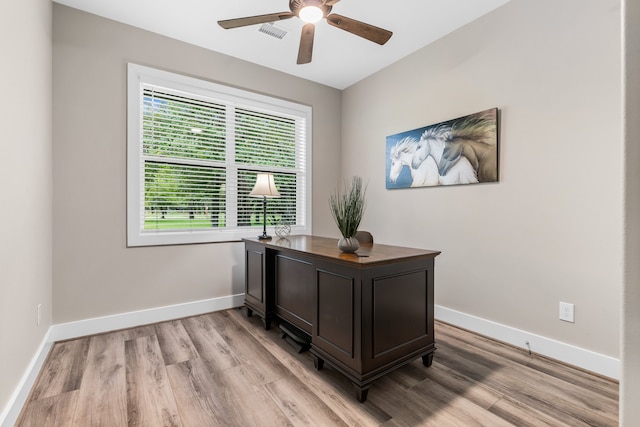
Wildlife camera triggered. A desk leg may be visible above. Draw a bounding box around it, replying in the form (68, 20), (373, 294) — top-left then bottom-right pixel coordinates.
(422, 353), (434, 367)
(312, 355), (324, 371)
(246, 307), (253, 317)
(262, 317), (272, 330)
(354, 384), (370, 403)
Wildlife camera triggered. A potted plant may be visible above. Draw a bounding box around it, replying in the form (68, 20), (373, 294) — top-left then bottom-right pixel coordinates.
(329, 176), (367, 253)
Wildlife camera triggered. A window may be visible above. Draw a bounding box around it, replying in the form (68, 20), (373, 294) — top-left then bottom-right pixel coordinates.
(127, 64), (312, 246)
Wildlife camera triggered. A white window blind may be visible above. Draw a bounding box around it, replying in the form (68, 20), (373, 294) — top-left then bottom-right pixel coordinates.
(127, 64), (312, 246)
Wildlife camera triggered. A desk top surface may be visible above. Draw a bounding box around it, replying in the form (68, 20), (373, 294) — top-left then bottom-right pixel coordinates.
(243, 235), (440, 266)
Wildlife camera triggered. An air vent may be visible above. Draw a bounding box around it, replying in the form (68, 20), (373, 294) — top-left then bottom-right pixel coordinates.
(258, 23), (288, 39)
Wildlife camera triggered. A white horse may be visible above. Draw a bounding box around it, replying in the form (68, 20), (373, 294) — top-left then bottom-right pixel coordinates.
(412, 126), (479, 185)
(389, 137), (440, 187)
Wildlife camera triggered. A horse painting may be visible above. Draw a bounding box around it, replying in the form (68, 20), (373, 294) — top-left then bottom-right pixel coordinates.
(386, 108), (498, 189)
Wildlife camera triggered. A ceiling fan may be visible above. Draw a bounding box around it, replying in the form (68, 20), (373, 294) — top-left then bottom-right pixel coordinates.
(218, 0), (393, 65)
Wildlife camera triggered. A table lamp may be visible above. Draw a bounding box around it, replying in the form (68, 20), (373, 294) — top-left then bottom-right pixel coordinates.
(249, 173), (280, 240)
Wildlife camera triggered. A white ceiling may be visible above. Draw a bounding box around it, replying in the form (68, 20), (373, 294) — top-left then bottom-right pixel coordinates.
(52, 0), (510, 90)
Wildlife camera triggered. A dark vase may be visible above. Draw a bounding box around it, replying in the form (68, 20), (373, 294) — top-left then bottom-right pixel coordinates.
(337, 236), (360, 253)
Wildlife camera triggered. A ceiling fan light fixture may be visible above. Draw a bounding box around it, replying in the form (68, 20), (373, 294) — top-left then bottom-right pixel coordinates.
(218, 0), (393, 65)
(299, 6), (323, 23)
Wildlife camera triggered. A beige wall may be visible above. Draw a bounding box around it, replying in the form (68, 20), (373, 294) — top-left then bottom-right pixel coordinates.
(342, 0), (622, 357)
(0, 0), (53, 415)
(52, 4), (342, 323)
(622, 0), (640, 424)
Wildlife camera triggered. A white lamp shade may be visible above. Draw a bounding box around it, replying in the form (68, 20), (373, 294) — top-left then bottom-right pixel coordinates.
(249, 173), (281, 198)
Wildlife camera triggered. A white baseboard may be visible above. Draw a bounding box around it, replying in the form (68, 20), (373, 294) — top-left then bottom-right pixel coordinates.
(0, 329), (54, 427)
(51, 293), (245, 342)
(435, 305), (620, 380)
(0, 294), (244, 427)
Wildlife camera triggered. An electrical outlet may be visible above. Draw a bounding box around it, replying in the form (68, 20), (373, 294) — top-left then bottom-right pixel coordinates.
(559, 302), (574, 323)
(37, 304), (42, 326)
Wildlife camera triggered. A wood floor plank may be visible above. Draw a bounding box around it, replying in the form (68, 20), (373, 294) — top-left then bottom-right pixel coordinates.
(264, 377), (350, 426)
(409, 373), (515, 427)
(438, 324), (614, 395)
(421, 362), (503, 410)
(165, 358), (235, 427)
(379, 418), (411, 427)
(125, 334), (183, 426)
(439, 321), (619, 405)
(119, 324), (157, 341)
(435, 339), (617, 426)
(69, 332), (127, 427)
(181, 314), (239, 373)
(439, 334), (620, 419)
(28, 338), (90, 400)
(488, 395), (573, 427)
(16, 390), (79, 427)
(216, 364), (294, 426)
(367, 377), (463, 427)
(437, 321), (534, 366)
(380, 358), (432, 391)
(205, 310), (290, 385)
(365, 360), (512, 426)
(524, 357), (619, 401)
(154, 320), (199, 365)
(423, 363), (571, 425)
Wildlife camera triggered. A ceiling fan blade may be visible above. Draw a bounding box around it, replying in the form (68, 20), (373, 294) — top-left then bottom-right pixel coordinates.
(324, 0), (341, 5)
(218, 12), (294, 29)
(326, 13), (392, 45)
(297, 23), (315, 64)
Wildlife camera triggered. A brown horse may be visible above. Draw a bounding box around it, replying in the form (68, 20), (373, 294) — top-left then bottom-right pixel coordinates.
(440, 139), (497, 182)
(438, 114), (498, 182)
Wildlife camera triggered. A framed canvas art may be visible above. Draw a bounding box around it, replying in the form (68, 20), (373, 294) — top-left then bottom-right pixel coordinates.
(386, 108), (499, 189)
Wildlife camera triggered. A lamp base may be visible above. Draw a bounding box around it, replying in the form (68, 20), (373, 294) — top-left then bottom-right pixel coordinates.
(257, 196), (272, 241)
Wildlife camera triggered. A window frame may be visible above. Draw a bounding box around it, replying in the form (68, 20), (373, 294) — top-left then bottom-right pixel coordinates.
(127, 63), (312, 246)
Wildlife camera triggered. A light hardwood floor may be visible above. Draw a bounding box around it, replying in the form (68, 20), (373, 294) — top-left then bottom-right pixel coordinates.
(16, 309), (618, 426)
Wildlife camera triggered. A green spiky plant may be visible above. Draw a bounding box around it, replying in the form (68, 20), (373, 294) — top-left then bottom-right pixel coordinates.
(329, 176), (367, 239)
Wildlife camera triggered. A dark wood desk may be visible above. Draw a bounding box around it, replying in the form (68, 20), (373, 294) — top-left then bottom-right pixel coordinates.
(242, 235), (440, 402)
